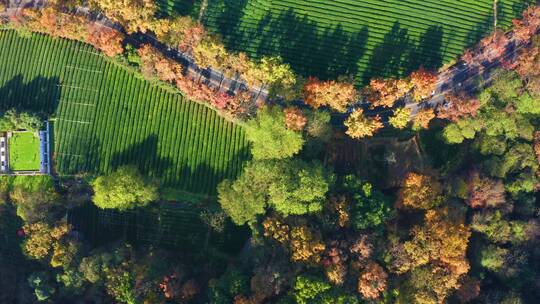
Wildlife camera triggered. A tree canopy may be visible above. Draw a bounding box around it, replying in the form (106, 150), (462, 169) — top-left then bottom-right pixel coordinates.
(245, 106), (305, 160)
(92, 166), (158, 210)
(218, 159), (333, 225)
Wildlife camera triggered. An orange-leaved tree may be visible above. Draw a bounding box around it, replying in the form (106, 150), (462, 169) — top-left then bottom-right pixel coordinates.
(410, 67), (438, 102)
(86, 24), (124, 57)
(364, 78), (413, 108)
(397, 172), (442, 210)
(358, 262), (388, 300)
(344, 109), (383, 139)
(303, 77), (357, 112)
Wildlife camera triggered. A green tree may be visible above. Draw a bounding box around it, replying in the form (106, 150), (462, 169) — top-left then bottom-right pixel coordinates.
(0, 109), (43, 132)
(480, 245), (508, 272)
(342, 176), (393, 230)
(245, 106), (304, 160)
(92, 166), (158, 210)
(28, 272), (56, 302)
(389, 107), (411, 129)
(218, 159), (332, 224)
(105, 271), (139, 304)
(292, 275), (332, 304)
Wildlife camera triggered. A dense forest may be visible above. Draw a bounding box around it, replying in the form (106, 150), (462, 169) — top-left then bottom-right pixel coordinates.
(0, 0), (540, 303)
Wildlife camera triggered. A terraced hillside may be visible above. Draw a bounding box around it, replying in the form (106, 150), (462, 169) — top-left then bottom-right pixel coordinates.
(202, 0), (534, 85)
(0, 30), (249, 195)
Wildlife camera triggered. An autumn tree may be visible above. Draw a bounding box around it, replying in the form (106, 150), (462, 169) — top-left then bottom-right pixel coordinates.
(411, 107), (435, 130)
(92, 165), (158, 210)
(512, 6), (540, 43)
(243, 56), (297, 99)
(344, 109), (383, 139)
(192, 34), (228, 70)
(283, 107), (307, 131)
(394, 208), (471, 303)
(289, 225), (326, 263)
(91, 0), (157, 33)
(437, 94), (480, 122)
(410, 67), (438, 102)
(466, 170), (506, 209)
(358, 262), (387, 300)
(479, 30), (509, 63)
(86, 24), (124, 57)
(396, 172), (442, 210)
(306, 110), (333, 141)
(245, 106), (304, 159)
(455, 276), (481, 303)
(24, 8), (88, 41)
(364, 78), (413, 108)
(388, 107), (411, 129)
(512, 39), (540, 93)
(471, 210), (539, 244)
(137, 44), (182, 82)
(23, 222), (70, 261)
(151, 16), (200, 50)
(303, 77), (357, 112)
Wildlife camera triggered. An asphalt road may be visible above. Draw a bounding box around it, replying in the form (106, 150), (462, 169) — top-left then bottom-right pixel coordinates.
(1, 1), (535, 123)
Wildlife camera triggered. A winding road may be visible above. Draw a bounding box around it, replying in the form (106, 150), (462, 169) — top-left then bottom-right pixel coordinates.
(1, 1), (537, 124)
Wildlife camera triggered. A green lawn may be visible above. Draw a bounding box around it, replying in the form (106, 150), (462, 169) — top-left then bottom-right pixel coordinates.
(8, 132), (40, 171)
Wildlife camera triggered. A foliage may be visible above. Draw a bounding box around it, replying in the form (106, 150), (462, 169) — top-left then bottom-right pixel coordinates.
(303, 77), (357, 112)
(91, 0), (156, 33)
(389, 107), (411, 129)
(24, 7), (88, 41)
(92, 166), (158, 210)
(411, 107), (435, 130)
(410, 67), (438, 102)
(465, 170), (506, 209)
(105, 271), (139, 304)
(292, 275), (332, 304)
(0, 109), (42, 132)
(289, 225), (326, 263)
(192, 34), (228, 70)
(245, 106), (305, 160)
(365, 78), (412, 107)
(218, 159), (333, 224)
(358, 262), (387, 300)
(86, 24), (124, 57)
(437, 94), (480, 122)
(244, 56), (297, 99)
(480, 245), (508, 272)
(283, 107), (307, 131)
(22, 221), (70, 261)
(208, 270), (250, 303)
(28, 272), (56, 302)
(344, 109), (383, 139)
(306, 110), (333, 141)
(342, 177), (393, 230)
(397, 172), (442, 210)
(471, 210), (538, 244)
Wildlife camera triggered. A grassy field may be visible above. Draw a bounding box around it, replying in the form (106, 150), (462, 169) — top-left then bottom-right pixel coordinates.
(201, 0), (534, 85)
(0, 30), (249, 195)
(8, 132), (40, 171)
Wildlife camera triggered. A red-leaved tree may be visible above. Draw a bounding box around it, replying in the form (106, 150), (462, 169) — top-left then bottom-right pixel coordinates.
(86, 24), (125, 57)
